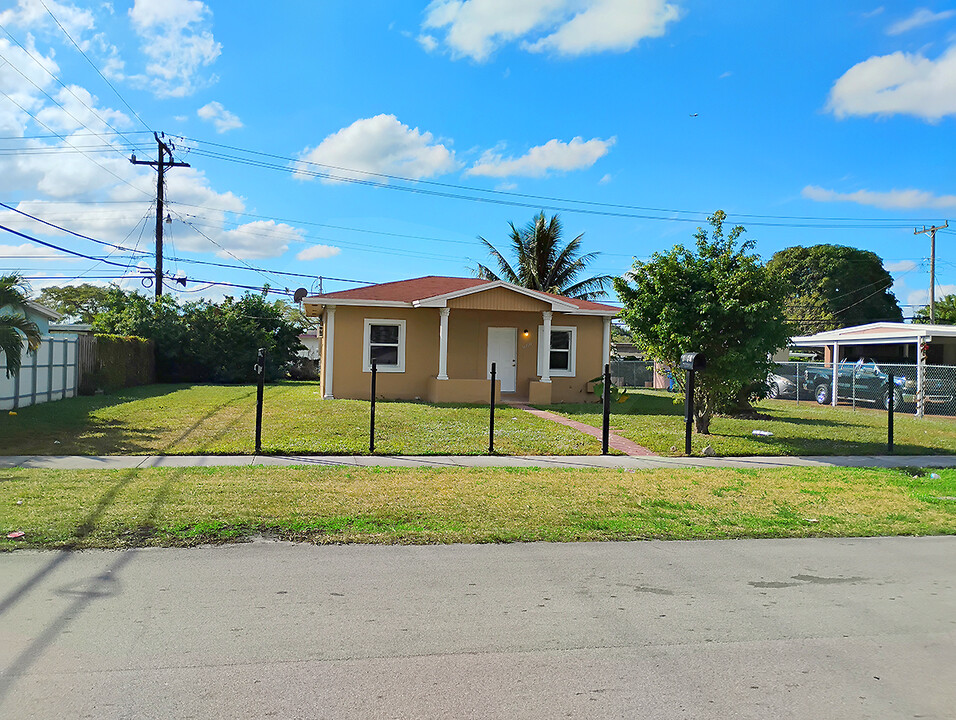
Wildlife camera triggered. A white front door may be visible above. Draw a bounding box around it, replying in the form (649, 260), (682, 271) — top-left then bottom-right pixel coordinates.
(487, 327), (517, 393)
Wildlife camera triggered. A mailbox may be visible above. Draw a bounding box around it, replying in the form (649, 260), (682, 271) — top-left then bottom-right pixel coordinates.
(680, 352), (706, 371)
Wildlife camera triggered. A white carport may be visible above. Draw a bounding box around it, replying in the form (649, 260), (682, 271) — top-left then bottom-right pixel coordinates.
(790, 322), (956, 417)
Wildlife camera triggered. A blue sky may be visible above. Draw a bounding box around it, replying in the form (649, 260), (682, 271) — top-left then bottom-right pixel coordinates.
(1, 0), (955, 318)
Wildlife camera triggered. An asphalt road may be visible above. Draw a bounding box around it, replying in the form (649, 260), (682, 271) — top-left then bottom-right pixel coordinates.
(1, 537), (954, 719)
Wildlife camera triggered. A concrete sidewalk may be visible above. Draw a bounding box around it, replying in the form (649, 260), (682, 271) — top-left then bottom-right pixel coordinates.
(2, 453), (956, 470)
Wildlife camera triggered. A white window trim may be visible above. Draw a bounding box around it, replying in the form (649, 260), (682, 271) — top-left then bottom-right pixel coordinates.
(363, 318), (406, 373)
(537, 325), (577, 377)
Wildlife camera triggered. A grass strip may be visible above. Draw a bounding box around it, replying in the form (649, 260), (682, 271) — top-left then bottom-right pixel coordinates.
(2, 465), (954, 550)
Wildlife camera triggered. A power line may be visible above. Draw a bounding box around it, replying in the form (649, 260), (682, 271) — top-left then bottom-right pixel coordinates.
(0, 20), (147, 156)
(177, 135), (929, 229)
(0, 200), (151, 253)
(0, 84), (151, 198)
(37, 0), (154, 136)
(0, 222), (132, 268)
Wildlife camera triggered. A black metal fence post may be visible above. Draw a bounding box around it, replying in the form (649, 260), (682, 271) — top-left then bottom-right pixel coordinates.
(887, 373), (894, 453)
(254, 347), (265, 454)
(370, 359), (377, 453)
(601, 363), (611, 455)
(489, 362), (496, 454)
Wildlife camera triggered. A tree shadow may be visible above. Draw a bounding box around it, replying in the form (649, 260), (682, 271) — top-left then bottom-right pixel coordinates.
(0, 384), (257, 456)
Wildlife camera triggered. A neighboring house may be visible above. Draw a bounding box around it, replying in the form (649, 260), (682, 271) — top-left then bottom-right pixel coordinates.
(791, 322), (956, 366)
(302, 276), (619, 404)
(22, 300), (62, 335)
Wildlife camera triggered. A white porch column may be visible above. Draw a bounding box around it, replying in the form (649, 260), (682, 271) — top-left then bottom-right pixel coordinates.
(437, 307), (450, 380)
(323, 305), (335, 399)
(831, 342), (839, 407)
(602, 317), (611, 369)
(540, 311), (552, 383)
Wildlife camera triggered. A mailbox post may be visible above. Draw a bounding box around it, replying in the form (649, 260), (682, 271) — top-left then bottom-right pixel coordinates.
(680, 352), (706, 456)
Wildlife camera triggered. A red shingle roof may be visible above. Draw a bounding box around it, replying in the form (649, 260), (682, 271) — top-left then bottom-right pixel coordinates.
(306, 275), (618, 312)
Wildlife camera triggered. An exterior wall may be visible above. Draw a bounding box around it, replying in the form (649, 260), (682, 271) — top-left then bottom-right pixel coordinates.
(427, 377), (500, 404)
(446, 288), (550, 312)
(321, 305), (609, 403)
(328, 305), (440, 401)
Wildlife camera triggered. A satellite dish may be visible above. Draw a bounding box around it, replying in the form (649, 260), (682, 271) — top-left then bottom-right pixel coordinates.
(293, 287), (308, 303)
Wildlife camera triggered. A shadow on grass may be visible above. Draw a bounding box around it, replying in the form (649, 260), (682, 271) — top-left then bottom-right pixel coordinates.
(0, 384), (257, 456)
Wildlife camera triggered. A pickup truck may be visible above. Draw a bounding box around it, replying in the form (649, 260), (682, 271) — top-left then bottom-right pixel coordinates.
(803, 358), (912, 410)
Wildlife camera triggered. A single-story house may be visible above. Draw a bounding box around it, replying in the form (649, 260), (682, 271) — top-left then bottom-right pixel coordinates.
(302, 276), (619, 405)
(791, 322), (956, 366)
(22, 300), (62, 335)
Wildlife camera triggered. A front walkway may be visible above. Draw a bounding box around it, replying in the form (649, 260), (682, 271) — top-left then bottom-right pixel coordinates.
(514, 404), (657, 456)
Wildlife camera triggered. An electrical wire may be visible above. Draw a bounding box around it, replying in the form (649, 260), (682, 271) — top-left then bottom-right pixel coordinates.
(0, 21), (147, 156)
(37, 0), (154, 136)
(178, 135), (934, 228)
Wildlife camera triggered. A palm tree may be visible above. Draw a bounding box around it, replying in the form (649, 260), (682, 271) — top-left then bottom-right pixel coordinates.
(1, 273), (42, 378)
(475, 212), (613, 301)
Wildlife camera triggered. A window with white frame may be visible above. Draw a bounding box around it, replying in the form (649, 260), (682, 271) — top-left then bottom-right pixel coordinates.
(363, 319), (406, 372)
(537, 325), (577, 377)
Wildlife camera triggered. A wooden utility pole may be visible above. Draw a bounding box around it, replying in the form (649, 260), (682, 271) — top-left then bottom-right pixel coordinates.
(130, 132), (190, 298)
(914, 222), (949, 323)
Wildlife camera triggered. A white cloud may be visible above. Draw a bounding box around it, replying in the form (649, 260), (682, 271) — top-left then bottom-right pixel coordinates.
(862, 7), (884, 19)
(296, 244), (342, 262)
(0, 0), (95, 40)
(295, 114), (460, 184)
(417, 34), (439, 52)
(826, 43), (956, 121)
(128, 0), (221, 98)
(886, 8), (955, 36)
(215, 220), (305, 260)
(802, 185), (956, 210)
(524, 0), (681, 56)
(0, 242), (71, 260)
(599, 173), (612, 184)
(197, 101), (242, 133)
(467, 136), (614, 178)
(908, 285), (956, 307)
(421, 0), (681, 61)
(886, 260), (918, 273)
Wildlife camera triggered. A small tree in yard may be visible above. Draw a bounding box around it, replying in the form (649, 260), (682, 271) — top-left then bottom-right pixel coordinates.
(613, 211), (789, 434)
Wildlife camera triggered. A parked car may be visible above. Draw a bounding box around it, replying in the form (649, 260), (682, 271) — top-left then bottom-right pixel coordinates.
(803, 358), (955, 411)
(766, 372), (797, 399)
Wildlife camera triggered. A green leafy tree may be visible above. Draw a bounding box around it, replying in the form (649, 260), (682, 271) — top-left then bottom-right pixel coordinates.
(37, 283), (118, 324)
(913, 294), (956, 324)
(475, 212), (612, 300)
(767, 245), (902, 334)
(614, 211), (789, 434)
(0, 273), (42, 378)
(93, 288), (306, 383)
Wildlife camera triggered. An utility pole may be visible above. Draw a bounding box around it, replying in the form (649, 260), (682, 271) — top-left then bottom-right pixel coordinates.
(914, 222), (949, 323)
(130, 132), (190, 299)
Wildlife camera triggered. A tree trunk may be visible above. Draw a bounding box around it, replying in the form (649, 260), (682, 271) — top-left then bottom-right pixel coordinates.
(693, 394), (712, 434)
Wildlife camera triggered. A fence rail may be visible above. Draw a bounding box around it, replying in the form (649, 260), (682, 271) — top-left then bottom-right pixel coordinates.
(772, 361), (956, 417)
(0, 336), (79, 410)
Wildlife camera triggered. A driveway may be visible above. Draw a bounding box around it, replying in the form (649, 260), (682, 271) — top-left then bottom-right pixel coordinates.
(1, 537), (954, 719)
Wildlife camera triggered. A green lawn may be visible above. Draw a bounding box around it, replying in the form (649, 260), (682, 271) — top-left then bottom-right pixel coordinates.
(2, 465), (954, 549)
(549, 389), (956, 456)
(2, 383), (954, 457)
(0, 382), (600, 456)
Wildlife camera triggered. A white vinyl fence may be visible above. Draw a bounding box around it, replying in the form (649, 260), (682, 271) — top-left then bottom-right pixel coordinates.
(0, 336), (79, 410)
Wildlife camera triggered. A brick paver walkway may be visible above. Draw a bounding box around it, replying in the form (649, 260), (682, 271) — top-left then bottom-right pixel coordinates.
(514, 405), (657, 456)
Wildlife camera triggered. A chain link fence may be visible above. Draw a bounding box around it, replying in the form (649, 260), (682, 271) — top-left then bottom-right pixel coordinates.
(609, 360), (657, 389)
(771, 361), (956, 417)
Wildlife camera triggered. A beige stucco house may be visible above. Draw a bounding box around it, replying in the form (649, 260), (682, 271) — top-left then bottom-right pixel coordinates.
(302, 276), (619, 405)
